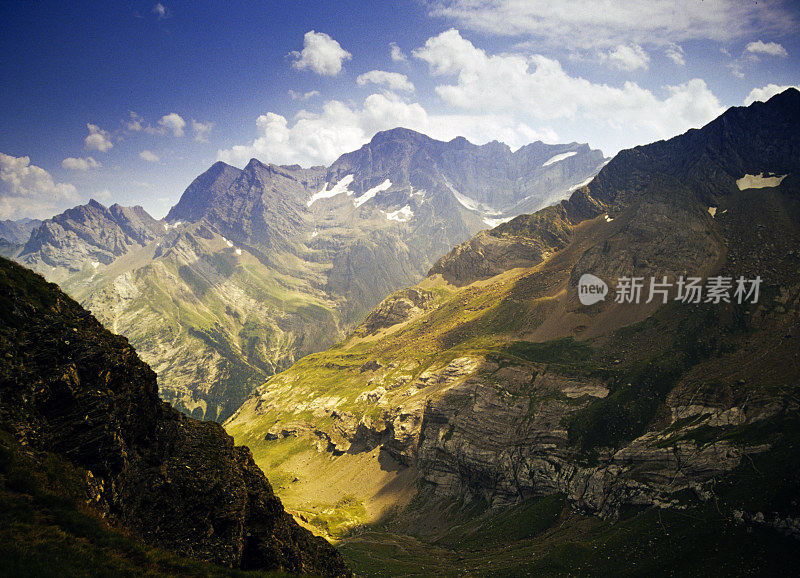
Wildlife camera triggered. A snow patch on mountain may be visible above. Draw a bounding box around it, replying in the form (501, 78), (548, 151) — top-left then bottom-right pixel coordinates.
(568, 176), (594, 192)
(482, 216), (513, 228)
(736, 173), (787, 190)
(385, 206), (413, 222)
(445, 180), (503, 217)
(542, 151), (577, 166)
(307, 174), (355, 207)
(353, 179), (391, 208)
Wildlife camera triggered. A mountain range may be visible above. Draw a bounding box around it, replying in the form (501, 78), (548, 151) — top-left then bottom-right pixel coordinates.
(7, 131), (605, 421)
(221, 88), (800, 573)
(0, 217), (42, 245)
(4, 88), (799, 575)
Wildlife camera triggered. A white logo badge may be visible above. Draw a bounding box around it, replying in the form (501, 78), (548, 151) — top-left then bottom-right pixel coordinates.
(578, 273), (608, 306)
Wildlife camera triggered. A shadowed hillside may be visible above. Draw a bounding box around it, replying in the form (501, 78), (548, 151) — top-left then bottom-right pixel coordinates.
(0, 255), (349, 576)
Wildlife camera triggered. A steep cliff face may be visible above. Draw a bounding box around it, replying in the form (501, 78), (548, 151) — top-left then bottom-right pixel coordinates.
(224, 89), (800, 547)
(0, 256), (349, 576)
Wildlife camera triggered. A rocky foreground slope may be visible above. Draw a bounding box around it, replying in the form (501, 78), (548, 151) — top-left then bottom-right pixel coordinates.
(224, 89), (800, 566)
(16, 130), (604, 422)
(0, 256), (349, 576)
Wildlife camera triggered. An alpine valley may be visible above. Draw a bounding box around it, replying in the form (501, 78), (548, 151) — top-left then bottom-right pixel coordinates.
(221, 89), (800, 574)
(5, 131), (605, 422)
(3, 89), (800, 576)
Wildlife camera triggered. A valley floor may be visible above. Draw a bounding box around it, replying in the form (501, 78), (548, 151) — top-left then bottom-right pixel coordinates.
(336, 496), (800, 577)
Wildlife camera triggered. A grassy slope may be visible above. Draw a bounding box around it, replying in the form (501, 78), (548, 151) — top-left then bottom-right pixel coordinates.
(71, 227), (341, 422)
(225, 216), (632, 534)
(341, 496), (800, 577)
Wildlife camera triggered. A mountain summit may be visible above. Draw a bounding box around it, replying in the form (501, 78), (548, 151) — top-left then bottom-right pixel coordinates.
(15, 129), (604, 421)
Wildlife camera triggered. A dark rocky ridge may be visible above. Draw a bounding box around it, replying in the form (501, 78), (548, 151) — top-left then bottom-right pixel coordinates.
(0, 255), (349, 576)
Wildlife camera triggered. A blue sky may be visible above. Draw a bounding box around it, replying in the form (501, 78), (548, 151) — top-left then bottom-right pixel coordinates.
(1, 1), (798, 220)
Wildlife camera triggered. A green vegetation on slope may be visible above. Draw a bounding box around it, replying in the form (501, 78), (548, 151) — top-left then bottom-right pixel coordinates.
(566, 300), (760, 458)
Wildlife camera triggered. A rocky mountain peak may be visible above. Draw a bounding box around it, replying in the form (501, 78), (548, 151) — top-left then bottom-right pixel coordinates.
(448, 135), (471, 147)
(0, 217), (43, 245)
(244, 157), (266, 171)
(166, 160), (242, 223)
(369, 126), (432, 145)
(18, 200), (163, 280)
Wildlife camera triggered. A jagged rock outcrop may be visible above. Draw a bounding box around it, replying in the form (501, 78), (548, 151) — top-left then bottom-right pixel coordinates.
(357, 287), (435, 336)
(0, 256), (349, 576)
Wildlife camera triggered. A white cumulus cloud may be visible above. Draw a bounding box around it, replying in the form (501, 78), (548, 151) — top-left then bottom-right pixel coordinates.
(413, 30), (723, 145)
(125, 111), (145, 131)
(390, 42), (407, 61)
(290, 31), (352, 76)
(665, 44), (686, 66)
(743, 84), (798, 105)
(153, 3), (168, 19)
(603, 44), (649, 71)
(158, 113), (186, 137)
(139, 150), (160, 162)
(0, 152), (79, 219)
(84, 123), (113, 152)
(191, 120), (214, 142)
(357, 70), (415, 92)
(217, 92), (555, 168)
(289, 89), (321, 101)
(62, 156), (101, 171)
(745, 40), (788, 57)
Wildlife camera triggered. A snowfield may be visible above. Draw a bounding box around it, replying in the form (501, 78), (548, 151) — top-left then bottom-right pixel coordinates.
(542, 151), (577, 166)
(307, 174), (355, 207)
